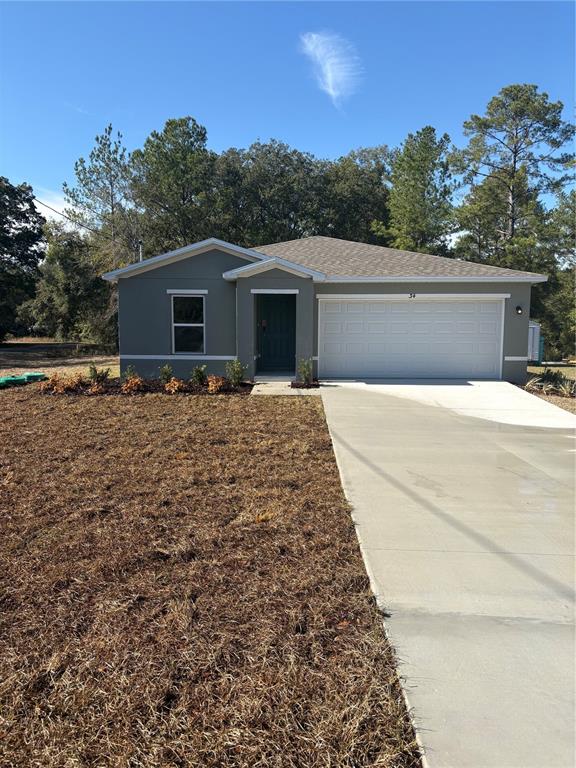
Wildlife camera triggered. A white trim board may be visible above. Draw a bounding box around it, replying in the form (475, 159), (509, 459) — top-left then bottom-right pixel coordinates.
(505, 356), (529, 362)
(317, 293), (511, 301)
(223, 256), (324, 281)
(319, 275), (546, 284)
(251, 289), (299, 295)
(121, 354), (236, 361)
(166, 288), (208, 295)
(102, 238), (268, 281)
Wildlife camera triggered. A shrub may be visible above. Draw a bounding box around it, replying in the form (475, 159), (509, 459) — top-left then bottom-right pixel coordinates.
(190, 364), (208, 387)
(525, 369), (575, 398)
(88, 363), (110, 385)
(297, 358), (314, 385)
(164, 377), (187, 394)
(207, 375), (227, 394)
(40, 374), (61, 393)
(52, 373), (87, 394)
(120, 372), (146, 394)
(158, 364), (174, 385)
(123, 364), (139, 380)
(225, 359), (247, 388)
(87, 382), (106, 396)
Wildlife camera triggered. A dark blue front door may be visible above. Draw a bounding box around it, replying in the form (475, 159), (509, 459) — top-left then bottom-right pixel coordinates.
(256, 295), (296, 373)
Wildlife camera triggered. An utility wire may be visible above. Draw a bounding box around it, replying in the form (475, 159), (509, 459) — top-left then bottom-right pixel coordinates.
(33, 197), (114, 241)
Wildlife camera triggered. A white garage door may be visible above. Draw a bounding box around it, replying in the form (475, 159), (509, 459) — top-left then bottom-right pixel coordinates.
(318, 297), (504, 379)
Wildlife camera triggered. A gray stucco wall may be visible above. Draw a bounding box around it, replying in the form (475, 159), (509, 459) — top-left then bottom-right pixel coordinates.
(236, 269), (313, 378)
(312, 282), (532, 384)
(117, 246), (533, 383)
(118, 248), (245, 378)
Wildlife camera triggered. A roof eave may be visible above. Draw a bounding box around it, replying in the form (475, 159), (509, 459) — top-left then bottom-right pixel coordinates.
(319, 274), (548, 284)
(102, 238), (268, 282)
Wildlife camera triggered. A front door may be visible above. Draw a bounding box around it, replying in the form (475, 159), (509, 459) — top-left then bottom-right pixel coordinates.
(256, 294), (296, 373)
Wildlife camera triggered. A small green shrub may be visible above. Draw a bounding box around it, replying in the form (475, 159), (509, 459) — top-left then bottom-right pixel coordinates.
(297, 358), (314, 385)
(123, 364), (139, 381)
(190, 364), (208, 387)
(88, 363), (110, 385)
(225, 359), (247, 388)
(159, 364), (174, 384)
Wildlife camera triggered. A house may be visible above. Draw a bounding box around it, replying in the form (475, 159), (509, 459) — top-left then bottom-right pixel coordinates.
(102, 236), (547, 383)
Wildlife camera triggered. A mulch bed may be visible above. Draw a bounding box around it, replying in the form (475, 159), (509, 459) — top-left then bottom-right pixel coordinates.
(290, 380), (321, 389)
(0, 387), (419, 768)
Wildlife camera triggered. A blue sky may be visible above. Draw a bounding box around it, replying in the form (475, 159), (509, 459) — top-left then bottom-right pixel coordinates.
(0, 1), (573, 215)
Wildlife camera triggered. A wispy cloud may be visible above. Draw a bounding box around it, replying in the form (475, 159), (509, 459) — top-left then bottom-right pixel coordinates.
(33, 186), (68, 222)
(300, 31), (362, 108)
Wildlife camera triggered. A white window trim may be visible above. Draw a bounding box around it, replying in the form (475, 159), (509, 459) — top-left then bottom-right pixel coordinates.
(171, 293), (206, 355)
(251, 289), (299, 295)
(166, 288), (208, 295)
(505, 356), (529, 362)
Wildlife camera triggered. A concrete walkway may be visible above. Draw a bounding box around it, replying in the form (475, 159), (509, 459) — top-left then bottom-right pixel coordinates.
(321, 381), (575, 768)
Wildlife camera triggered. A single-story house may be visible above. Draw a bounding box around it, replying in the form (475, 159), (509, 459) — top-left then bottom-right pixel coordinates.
(102, 236), (547, 383)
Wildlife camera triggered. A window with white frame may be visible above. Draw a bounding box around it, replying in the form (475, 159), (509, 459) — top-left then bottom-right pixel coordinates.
(172, 295), (205, 353)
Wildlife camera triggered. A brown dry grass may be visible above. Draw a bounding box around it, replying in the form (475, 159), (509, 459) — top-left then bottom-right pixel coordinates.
(0, 388), (419, 768)
(0, 352), (119, 378)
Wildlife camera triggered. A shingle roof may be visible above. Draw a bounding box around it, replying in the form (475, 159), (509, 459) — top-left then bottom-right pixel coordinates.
(253, 236), (546, 281)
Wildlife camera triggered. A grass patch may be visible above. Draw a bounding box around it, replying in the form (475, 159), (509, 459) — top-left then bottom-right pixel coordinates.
(528, 364), (576, 381)
(0, 388), (419, 767)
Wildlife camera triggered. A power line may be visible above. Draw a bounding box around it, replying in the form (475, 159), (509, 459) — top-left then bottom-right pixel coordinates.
(33, 197), (114, 241)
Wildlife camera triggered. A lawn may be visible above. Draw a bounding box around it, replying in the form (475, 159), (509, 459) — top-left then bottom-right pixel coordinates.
(0, 342), (119, 378)
(0, 388), (419, 768)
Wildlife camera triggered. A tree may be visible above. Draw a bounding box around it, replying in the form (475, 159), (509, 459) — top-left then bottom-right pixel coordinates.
(18, 223), (115, 344)
(0, 177), (45, 340)
(316, 147), (391, 244)
(131, 117), (216, 254)
(453, 84), (574, 239)
(63, 124), (138, 270)
(549, 189), (576, 267)
(213, 140), (322, 246)
(377, 126), (453, 254)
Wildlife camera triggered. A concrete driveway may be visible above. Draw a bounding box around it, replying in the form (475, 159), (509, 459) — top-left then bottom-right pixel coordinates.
(321, 381), (575, 768)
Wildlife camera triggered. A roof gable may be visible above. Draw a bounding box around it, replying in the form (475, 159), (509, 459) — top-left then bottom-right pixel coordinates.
(222, 257), (325, 281)
(102, 238), (267, 282)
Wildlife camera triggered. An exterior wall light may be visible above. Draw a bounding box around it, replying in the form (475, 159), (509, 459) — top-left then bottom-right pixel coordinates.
(515, 305), (523, 315)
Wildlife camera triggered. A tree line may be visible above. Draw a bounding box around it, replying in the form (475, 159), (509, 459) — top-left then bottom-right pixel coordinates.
(1, 83), (574, 358)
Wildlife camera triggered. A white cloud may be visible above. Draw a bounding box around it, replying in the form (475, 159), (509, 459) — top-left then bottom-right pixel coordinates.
(300, 31), (362, 108)
(32, 186), (68, 222)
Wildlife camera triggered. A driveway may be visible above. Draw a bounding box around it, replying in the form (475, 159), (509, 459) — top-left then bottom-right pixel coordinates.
(321, 381), (575, 768)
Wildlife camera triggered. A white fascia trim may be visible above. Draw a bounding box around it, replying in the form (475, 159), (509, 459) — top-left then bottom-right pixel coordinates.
(102, 238), (268, 281)
(223, 256), (325, 281)
(121, 354), (236, 361)
(320, 275), (547, 284)
(166, 289), (208, 294)
(505, 356), (529, 362)
(317, 293), (511, 300)
(251, 288), (299, 295)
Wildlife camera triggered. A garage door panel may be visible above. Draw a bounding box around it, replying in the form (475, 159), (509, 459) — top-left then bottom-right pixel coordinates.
(319, 299), (503, 379)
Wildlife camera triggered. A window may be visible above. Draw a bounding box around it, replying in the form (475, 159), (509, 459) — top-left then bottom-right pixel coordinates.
(172, 295), (205, 353)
